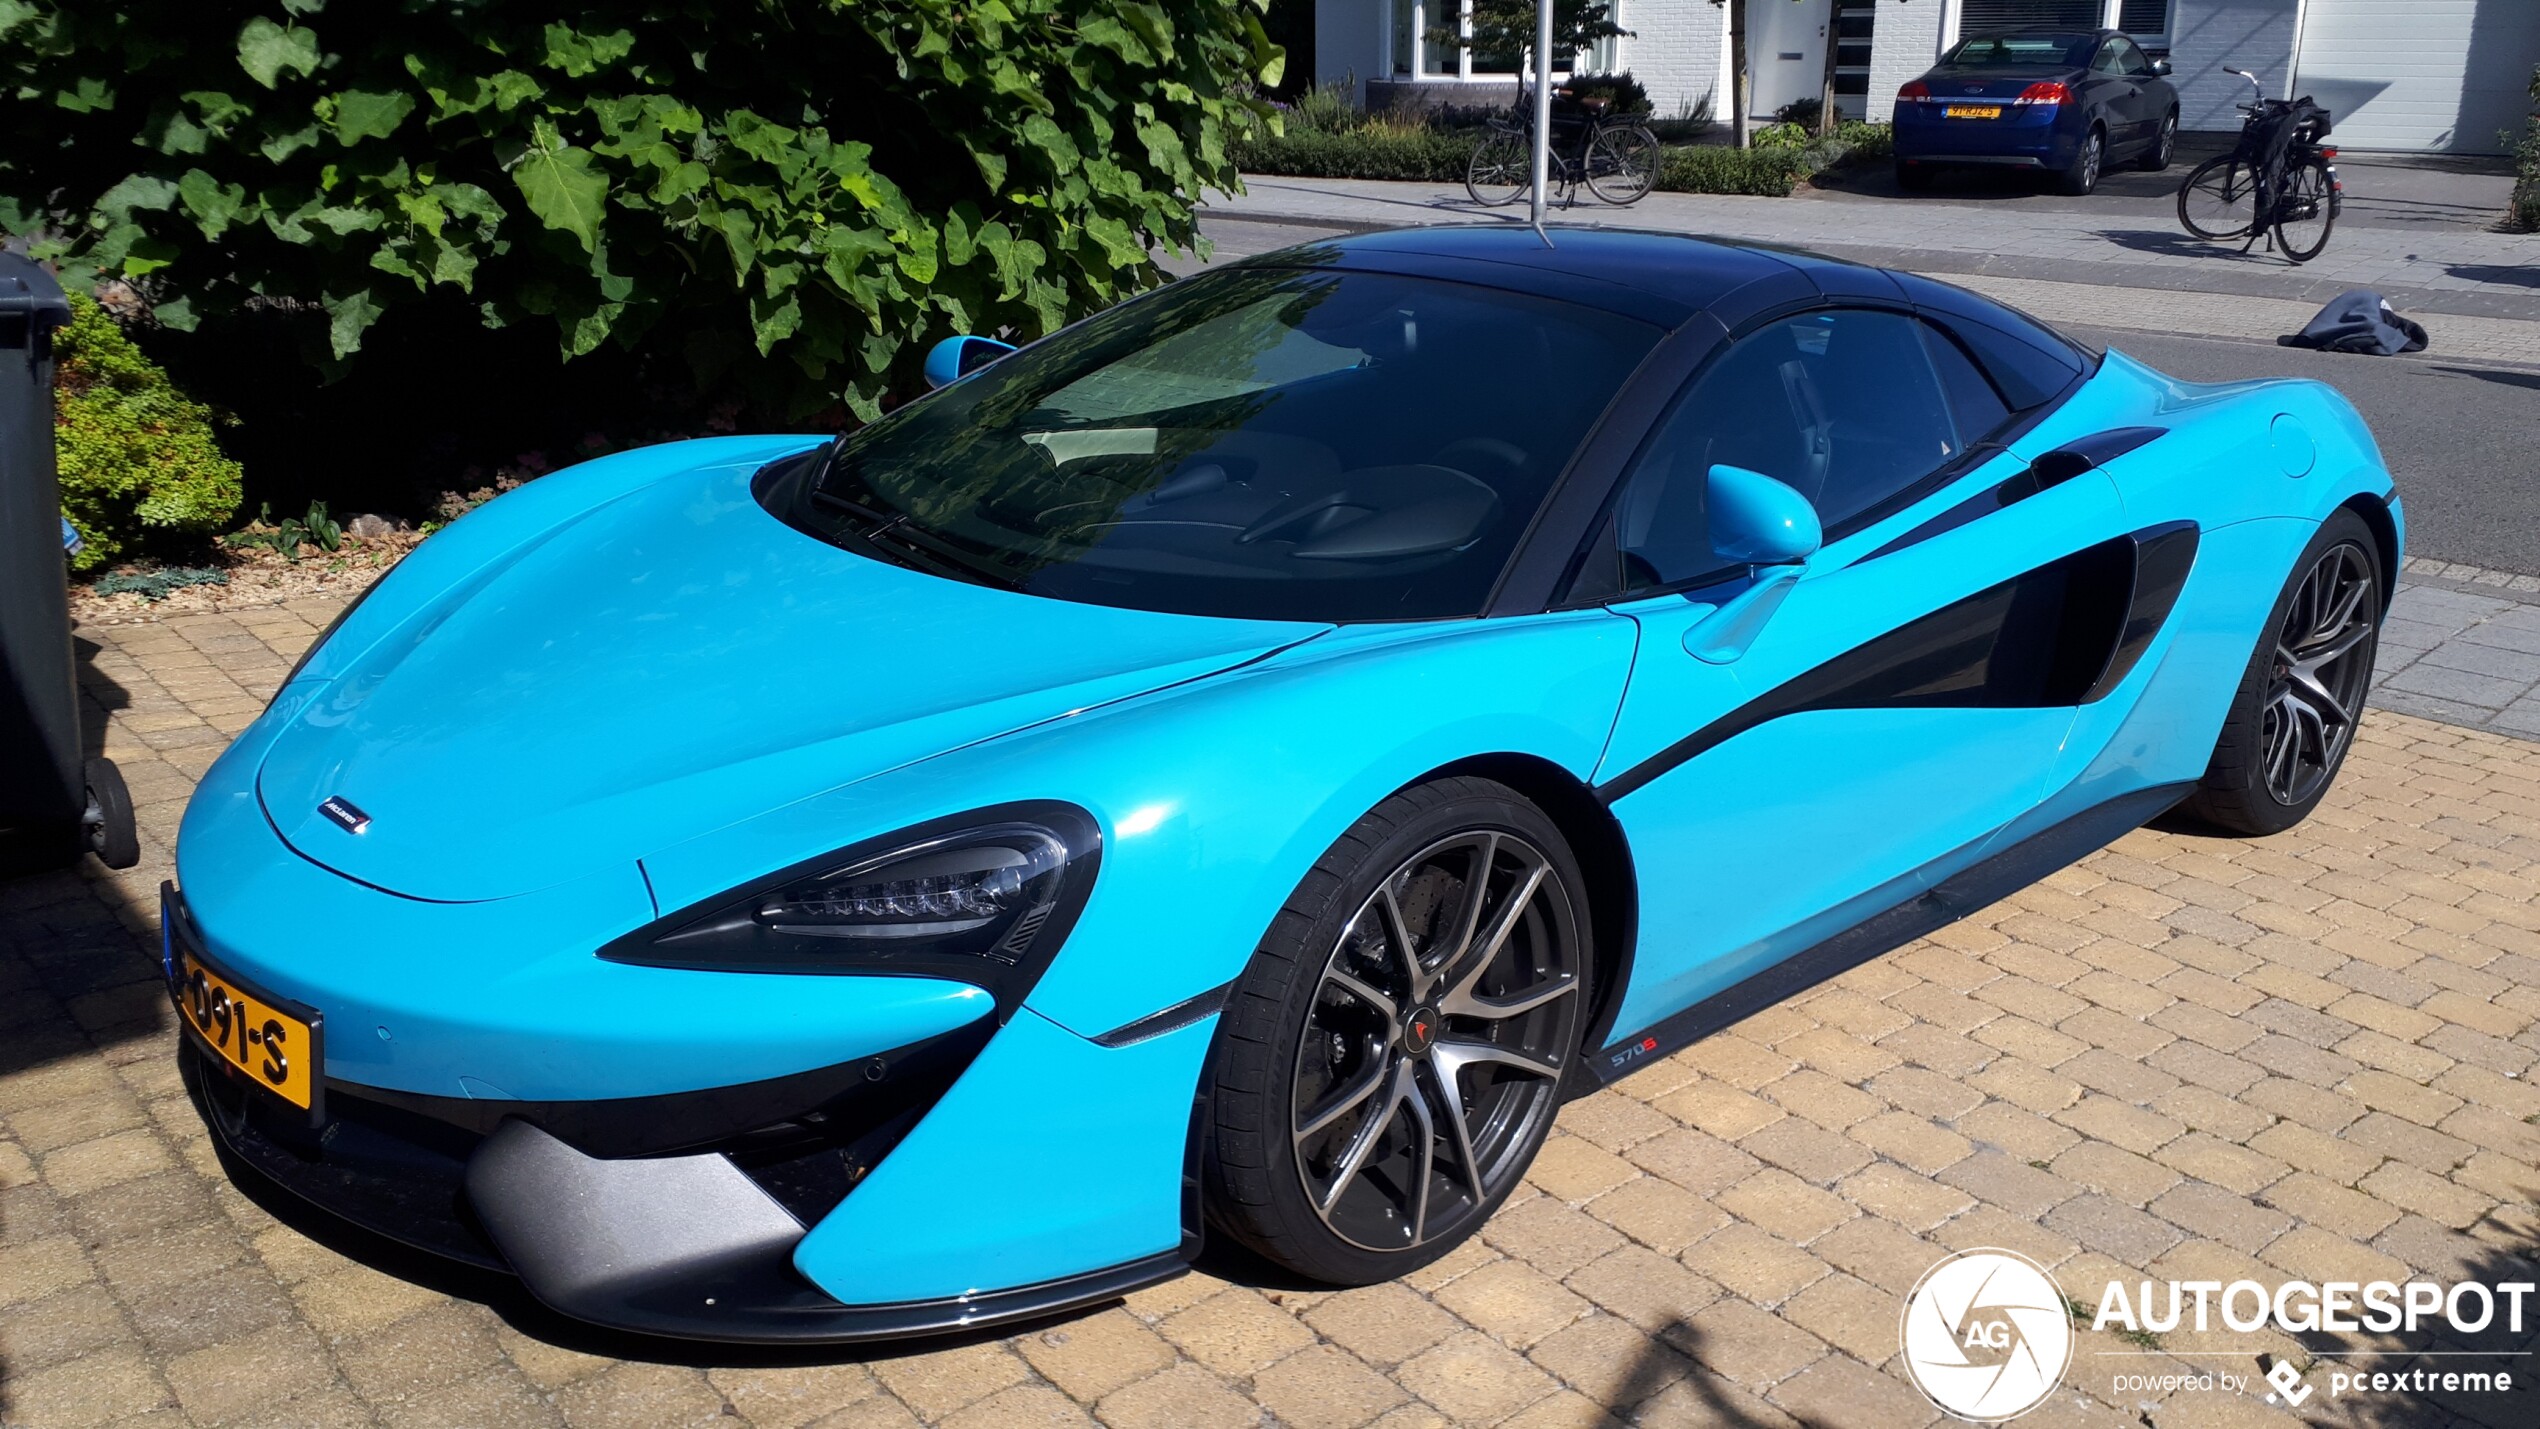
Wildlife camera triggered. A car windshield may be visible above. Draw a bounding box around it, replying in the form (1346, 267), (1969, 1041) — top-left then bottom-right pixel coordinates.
(1945, 33), (2092, 67)
(782, 265), (1660, 622)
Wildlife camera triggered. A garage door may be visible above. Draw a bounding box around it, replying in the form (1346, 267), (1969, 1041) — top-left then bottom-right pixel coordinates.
(2293, 0), (2540, 154)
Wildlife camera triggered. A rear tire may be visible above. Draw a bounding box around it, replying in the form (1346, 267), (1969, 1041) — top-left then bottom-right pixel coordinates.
(1585, 125), (1660, 205)
(2057, 127), (2105, 195)
(1203, 778), (1591, 1285)
(2139, 111), (2178, 171)
(2178, 155), (2256, 238)
(2185, 510), (2382, 836)
(2272, 158), (2336, 262)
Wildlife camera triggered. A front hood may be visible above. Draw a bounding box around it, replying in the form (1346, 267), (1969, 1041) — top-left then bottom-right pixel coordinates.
(257, 462), (1323, 902)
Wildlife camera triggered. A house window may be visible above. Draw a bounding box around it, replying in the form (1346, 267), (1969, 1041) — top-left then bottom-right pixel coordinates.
(1957, 0), (2101, 32)
(2116, 0), (2171, 51)
(1954, 1), (2172, 50)
(1386, 0), (1590, 81)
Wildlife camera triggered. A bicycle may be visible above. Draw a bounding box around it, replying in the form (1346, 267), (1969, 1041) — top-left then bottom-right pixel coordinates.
(2175, 67), (2341, 262)
(1466, 85), (1660, 208)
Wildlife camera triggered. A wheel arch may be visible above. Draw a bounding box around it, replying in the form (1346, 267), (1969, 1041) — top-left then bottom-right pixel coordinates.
(1417, 751), (1638, 1090)
(2338, 491), (2402, 617)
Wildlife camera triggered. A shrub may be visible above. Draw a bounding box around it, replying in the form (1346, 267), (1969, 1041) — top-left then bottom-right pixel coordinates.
(0, 3), (1281, 420)
(53, 294), (245, 573)
(1774, 96), (1825, 129)
(1233, 128), (1476, 183)
(2510, 66), (2540, 232)
(91, 566), (230, 601)
(1658, 145), (1810, 197)
(1565, 72), (1651, 116)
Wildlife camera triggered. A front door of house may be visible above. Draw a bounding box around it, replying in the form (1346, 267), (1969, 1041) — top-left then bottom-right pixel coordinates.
(1747, 0), (1830, 124)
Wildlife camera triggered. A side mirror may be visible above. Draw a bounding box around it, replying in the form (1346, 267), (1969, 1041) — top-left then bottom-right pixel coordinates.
(2151, 58), (2173, 77)
(1708, 464), (1821, 568)
(923, 334), (1017, 390)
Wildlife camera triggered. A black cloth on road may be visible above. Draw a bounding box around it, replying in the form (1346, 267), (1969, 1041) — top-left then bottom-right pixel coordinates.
(2278, 289), (2429, 356)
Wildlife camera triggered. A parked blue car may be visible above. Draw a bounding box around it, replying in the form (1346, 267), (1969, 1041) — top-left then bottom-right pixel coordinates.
(1894, 28), (2179, 194)
(170, 227), (2396, 1342)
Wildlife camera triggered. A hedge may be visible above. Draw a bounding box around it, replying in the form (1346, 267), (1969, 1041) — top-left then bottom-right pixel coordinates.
(54, 295), (245, 573)
(0, 3), (1282, 419)
(2511, 66), (2540, 232)
(1234, 128), (1815, 196)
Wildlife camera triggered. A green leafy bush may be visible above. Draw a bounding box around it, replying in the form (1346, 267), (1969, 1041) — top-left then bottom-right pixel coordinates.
(1657, 144), (1810, 197)
(1232, 128), (1476, 182)
(1563, 72), (1651, 116)
(0, 2), (1280, 419)
(2510, 66), (2539, 232)
(53, 294), (246, 573)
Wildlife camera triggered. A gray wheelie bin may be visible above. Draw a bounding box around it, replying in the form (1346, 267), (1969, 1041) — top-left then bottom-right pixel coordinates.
(1, 253), (138, 875)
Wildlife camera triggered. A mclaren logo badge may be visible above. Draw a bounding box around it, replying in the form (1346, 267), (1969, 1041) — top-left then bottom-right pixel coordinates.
(317, 796), (372, 835)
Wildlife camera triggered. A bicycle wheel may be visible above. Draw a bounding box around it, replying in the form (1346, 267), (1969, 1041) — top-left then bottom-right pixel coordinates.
(2177, 155), (2257, 239)
(1585, 125), (1660, 205)
(2272, 159), (2336, 262)
(1466, 130), (1530, 207)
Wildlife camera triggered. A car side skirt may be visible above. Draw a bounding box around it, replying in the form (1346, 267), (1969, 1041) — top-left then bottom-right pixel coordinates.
(1584, 778), (2194, 1086)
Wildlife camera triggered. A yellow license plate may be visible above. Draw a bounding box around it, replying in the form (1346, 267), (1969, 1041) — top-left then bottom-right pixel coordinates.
(1945, 105), (2003, 119)
(172, 946), (321, 1113)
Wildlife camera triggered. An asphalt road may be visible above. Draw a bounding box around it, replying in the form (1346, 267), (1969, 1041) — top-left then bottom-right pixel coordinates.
(2068, 326), (2540, 576)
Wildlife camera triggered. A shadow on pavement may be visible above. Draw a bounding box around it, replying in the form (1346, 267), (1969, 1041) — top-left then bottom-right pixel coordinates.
(2446, 263), (2540, 291)
(2427, 365), (2540, 392)
(2096, 227), (2297, 266)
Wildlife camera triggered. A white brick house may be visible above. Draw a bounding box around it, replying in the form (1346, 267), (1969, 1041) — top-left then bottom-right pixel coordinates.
(1312, 0), (2540, 154)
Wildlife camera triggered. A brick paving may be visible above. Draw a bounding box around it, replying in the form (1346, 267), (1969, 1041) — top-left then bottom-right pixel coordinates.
(4, 602), (2537, 1428)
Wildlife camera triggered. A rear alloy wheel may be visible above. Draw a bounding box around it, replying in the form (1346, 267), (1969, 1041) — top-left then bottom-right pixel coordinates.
(2058, 127), (2105, 195)
(2187, 511), (2381, 835)
(1204, 779), (1589, 1283)
(2140, 111), (2178, 171)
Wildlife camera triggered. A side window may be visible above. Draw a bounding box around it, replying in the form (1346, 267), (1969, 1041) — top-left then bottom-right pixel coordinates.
(2091, 40), (2126, 75)
(1919, 325), (2014, 445)
(1950, 318), (2085, 411)
(2119, 39), (2155, 77)
(1581, 309), (1974, 598)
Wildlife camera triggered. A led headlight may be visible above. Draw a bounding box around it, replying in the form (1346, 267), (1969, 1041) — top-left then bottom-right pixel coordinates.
(599, 803), (1101, 1012)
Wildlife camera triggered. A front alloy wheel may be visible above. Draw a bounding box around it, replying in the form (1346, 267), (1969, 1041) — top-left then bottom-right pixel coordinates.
(1293, 830), (1579, 1252)
(1204, 778), (1589, 1283)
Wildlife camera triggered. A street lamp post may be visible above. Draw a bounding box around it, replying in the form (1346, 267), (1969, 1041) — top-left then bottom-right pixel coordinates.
(1528, 0), (1553, 233)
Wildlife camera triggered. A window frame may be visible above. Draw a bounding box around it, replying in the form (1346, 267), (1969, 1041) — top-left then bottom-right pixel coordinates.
(1384, 0), (1609, 82)
(1548, 299), (2089, 610)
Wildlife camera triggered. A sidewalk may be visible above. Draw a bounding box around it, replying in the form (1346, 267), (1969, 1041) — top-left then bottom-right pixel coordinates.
(1207, 174), (2540, 331)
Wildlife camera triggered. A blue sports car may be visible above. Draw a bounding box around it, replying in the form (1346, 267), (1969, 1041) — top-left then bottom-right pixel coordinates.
(169, 227), (2397, 1342)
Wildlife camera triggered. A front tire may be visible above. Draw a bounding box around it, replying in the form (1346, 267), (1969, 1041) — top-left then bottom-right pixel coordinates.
(2178, 155), (2257, 238)
(1465, 131), (1530, 207)
(2185, 511), (2382, 836)
(1203, 778), (1591, 1284)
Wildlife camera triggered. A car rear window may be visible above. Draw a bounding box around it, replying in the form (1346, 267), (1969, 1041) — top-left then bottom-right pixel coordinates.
(1945, 34), (2093, 67)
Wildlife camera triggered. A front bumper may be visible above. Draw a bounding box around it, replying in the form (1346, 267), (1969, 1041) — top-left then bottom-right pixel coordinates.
(187, 1039), (1188, 1342)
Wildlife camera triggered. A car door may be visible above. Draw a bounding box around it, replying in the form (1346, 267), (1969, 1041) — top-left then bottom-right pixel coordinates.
(2095, 37), (2158, 150)
(1582, 306), (2138, 1052)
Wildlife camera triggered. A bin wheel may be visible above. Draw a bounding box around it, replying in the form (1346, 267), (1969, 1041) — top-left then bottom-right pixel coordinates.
(83, 758), (139, 869)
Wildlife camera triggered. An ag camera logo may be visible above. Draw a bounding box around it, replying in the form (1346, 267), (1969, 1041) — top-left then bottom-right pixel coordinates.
(1902, 1249), (2074, 1421)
